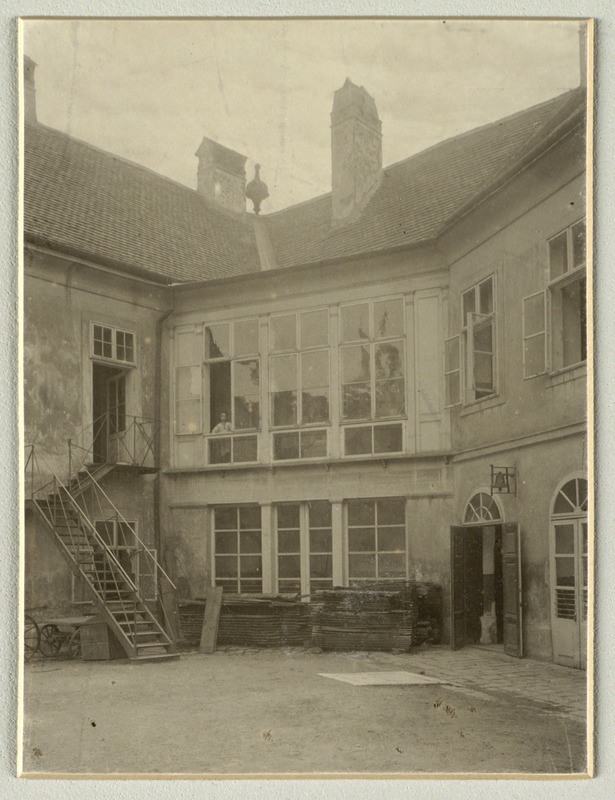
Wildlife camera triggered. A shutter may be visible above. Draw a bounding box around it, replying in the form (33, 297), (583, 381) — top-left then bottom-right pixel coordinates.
(502, 522), (523, 658)
(450, 526), (466, 650)
(522, 290), (547, 377)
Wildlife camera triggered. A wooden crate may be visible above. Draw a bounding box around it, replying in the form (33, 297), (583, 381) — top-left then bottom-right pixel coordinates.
(80, 616), (126, 661)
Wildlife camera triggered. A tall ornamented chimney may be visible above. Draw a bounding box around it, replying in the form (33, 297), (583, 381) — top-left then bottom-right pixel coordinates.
(331, 78), (382, 225)
(24, 55), (37, 124)
(195, 137), (247, 216)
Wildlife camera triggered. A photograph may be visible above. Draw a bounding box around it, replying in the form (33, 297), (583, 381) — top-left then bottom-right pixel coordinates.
(19, 16), (592, 777)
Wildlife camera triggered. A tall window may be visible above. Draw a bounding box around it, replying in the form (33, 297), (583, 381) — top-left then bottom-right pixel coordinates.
(92, 323), (135, 365)
(460, 276), (496, 401)
(270, 309), (329, 460)
(174, 325), (203, 435)
(548, 220), (587, 371)
(275, 501), (333, 595)
(340, 298), (405, 455)
(213, 506), (262, 594)
(347, 498), (406, 583)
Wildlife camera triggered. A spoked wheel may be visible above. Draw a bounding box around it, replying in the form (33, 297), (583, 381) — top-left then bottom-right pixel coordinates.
(24, 614), (40, 661)
(39, 624), (63, 657)
(68, 629), (81, 660)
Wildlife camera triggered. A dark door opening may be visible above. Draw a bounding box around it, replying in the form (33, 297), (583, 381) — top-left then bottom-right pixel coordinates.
(92, 363), (127, 464)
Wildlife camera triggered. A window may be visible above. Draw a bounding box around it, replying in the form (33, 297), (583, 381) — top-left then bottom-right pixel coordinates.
(444, 335), (462, 406)
(551, 477), (588, 626)
(522, 291), (547, 378)
(270, 309), (329, 461)
(463, 492), (502, 525)
(213, 506), (262, 594)
(548, 220), (587, 371)
(460, 276), (496, 401)
(92, 323), (135, 364)
(275, 501), (333, 595)
(174, 325), (203, 435)
(340, 298), (405, 455)
(347, 498), (407, 583)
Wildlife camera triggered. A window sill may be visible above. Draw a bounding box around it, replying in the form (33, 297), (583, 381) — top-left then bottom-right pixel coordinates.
(459, 395), (505, 417)
(547, 363), (587, 387)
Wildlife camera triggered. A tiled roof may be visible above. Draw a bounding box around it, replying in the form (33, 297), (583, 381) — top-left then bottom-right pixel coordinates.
(24, 123), (261, 283)
(265, 89), (585, 269)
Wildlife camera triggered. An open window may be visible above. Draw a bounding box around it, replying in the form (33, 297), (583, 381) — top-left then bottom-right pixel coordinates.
(548, 220), (587, 371)
(460, 276), (496, 401)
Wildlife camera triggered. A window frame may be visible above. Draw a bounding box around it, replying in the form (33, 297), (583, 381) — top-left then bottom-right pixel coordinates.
(346, 497), (408, 584)
(274, 501), (334, 596)
(522, 290), (548, 379)
(212, 505), (263, 595)
(459, 274), (497, 403)
(91, 322), (136, 366)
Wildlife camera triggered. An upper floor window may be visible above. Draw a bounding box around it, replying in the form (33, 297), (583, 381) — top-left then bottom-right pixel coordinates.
(461, 276), (496, 401)
(548, 220), (587, 371)
(339, 298), (406, 421)
(92, 323), (135, 365)
(205, 319), (260, 432)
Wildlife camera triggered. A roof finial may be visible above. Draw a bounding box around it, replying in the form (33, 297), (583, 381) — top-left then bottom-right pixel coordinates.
(246, 164), (269, 215)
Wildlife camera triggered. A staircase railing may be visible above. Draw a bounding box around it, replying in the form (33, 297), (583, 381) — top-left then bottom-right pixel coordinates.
(67, 412), (159, 477)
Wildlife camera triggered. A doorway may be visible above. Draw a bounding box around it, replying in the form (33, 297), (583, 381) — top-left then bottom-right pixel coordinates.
(92, 363), (127, 464)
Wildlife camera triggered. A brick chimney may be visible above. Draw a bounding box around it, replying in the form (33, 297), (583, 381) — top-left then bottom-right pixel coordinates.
(24, 55), (37, 124)
(331, 78), (382, 225)
(195, 137), (247, 216)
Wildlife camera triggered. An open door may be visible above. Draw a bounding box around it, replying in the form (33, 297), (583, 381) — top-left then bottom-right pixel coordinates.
(450, 526), (466, 650)
(502, 522), (523, 658)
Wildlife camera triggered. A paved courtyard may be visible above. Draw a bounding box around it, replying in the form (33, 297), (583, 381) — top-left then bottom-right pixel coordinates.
(21, 644), (589, 777)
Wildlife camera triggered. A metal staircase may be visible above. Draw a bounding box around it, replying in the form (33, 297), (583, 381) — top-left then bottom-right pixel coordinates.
(25, 415), (179, 663)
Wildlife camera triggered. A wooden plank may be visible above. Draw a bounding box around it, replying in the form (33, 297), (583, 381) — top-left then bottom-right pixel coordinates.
(199, 587), (223, 654)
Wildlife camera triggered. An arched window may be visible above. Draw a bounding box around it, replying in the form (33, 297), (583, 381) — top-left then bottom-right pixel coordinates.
(552, 477), (588, 516)
(463, 492), (503, 525)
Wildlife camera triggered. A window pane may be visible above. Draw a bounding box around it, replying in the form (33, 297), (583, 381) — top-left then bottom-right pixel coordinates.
(279, 580), (302, 594)
(176, 366), (201, 400)
(278, 554), (300, 578)
(239, 506), (261, 531)
(445, 373), (460, 407)
(233, 436), (257, 463)
(562, 277), (586, 366)
(273, 391), (297, 427)
(474, 353), (493, 392)
(215, 530), (237, 554)
(302, 349), (329, 387)
(271, 315), (296, 352)
(373, 424), (403, 453)
(278, 529), (300, 553)
(215, 556), (238, 578)
(378, 553), (406, 578)
(177, 329), (201, 365)
(348, 500), (375, 526)
(310, 554), (332, 579)
(375, 341), (404, 378)
(205, 324), (229, 359)
(379, 527), (406, 552)
(240, 579), (262, 593)
(375, 379), (405, 418)
(233, 360), (260, 429)
(342, 384), (371, 420)
(341, 304), (369, 342)
(301, 430), (327, 458)
(555, 525), (575, 554)
(210, 361), (231, 432)
(349, 554), (376, 578)
(524, 294), (545, 337)
(445, 337), (460, 372)
(309, 529), (332, 552)
(555, 556), (575, 586)
(209, 437), (232, 463)
(271, 354), (297, 391)
(302, 390), (329, 424)
(345, 425), (372, 455)
(462, 289), (475, 322)
(524, 334), (546, 377)
(300, 309), (328, 348)
(377, 497), (406, 525)
(116, 331), (134, 363)
(95, 521), (115, 546)
(309, 501), (332, 528)
(473, 319), (493, 352)
(215, 506), (237, 530)
(549, 232), (568, 280)
(349, 528), (376, 551)
(341, 345), (370, 383)
(277, 503), (300, 529)
(479, 278), (493, 315)
(240, 531), (262, 555)
(572, 220), (586, 268)
(234, 319), (259, 356)
(176, 400), (201, 435)
(240, 555), (262, 578)
(273, 432), (300, 460)
(374, 298), (404, 339)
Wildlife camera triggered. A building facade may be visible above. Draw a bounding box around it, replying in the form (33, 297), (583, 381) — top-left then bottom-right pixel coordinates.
(23, 61), (588, 667)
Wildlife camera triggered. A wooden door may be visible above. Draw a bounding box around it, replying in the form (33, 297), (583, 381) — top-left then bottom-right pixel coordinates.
(450, 526), (466, 650)
(502, 522), (523, 658)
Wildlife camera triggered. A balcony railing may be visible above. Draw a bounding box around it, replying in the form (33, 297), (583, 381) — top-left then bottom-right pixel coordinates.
(68, 412), (160, 475)
(206, 433), (258, 465)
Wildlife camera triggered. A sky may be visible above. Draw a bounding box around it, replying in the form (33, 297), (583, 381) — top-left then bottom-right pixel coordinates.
(22, 18), (583, 212)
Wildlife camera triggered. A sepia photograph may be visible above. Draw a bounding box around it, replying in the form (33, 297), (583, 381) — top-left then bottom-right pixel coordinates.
(19, 16), (592, 778)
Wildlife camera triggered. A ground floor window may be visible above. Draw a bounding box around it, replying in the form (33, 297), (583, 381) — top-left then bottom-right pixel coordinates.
(275, 501), (333, 595)
(213, 505), (262, 594)
(347, 497), (407, 583)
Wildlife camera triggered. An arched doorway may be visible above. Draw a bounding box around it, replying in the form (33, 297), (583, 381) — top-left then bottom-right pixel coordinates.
(451, 491), (521, 657)
(550, 475), (588, 669)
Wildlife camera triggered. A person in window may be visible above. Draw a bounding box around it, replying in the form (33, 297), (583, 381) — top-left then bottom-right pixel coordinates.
(211, 412), (233, 463)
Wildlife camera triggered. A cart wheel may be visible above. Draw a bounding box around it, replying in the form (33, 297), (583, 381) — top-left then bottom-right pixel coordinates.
(24, 614), (40, 661)
(39, 624), (62, 657)
(68, 629), (81, 660)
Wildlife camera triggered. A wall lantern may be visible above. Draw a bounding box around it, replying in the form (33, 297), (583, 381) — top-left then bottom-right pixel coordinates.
(490, 465), (517, 495)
